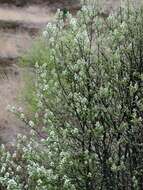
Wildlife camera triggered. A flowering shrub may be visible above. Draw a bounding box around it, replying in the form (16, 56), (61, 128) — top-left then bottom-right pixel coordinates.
(1, 1), (143, 189)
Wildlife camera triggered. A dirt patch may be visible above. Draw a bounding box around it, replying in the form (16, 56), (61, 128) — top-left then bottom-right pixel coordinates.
(0, 31), (33, 58)
(0, 0), (49, 6)
(0, 66), (28, 145)
(0, 4), (55, 64)
(0, 0), (80, 8)
(0, 4), (55, 145)
(0, 5), (54, 26)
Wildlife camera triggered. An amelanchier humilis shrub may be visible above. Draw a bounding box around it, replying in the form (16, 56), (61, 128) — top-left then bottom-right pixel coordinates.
(1, 0), (143, 189)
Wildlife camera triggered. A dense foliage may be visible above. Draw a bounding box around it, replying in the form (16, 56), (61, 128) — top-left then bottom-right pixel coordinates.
(1, 1), (143, 189)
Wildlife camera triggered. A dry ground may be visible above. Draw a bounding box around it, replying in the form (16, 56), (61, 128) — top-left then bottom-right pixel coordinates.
(0, 4), (54, 144)
(0, 66), (26, 144)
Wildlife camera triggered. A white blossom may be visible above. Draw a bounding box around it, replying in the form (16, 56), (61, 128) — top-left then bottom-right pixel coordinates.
(28, 120), (35, 128)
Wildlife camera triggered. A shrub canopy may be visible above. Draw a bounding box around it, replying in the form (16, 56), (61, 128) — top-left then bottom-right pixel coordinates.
(1, 1), (143, 190)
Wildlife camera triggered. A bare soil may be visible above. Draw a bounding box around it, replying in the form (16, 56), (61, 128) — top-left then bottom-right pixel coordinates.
(0, 5), (54, 61)
(0, 5), (54, 25)
(0, 65), (27, 144)
(0, 0), (80, 9)
(0, 4), (54, 145)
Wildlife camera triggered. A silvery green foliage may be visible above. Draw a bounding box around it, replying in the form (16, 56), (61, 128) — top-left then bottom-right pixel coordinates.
(1, 1), (143, 189)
